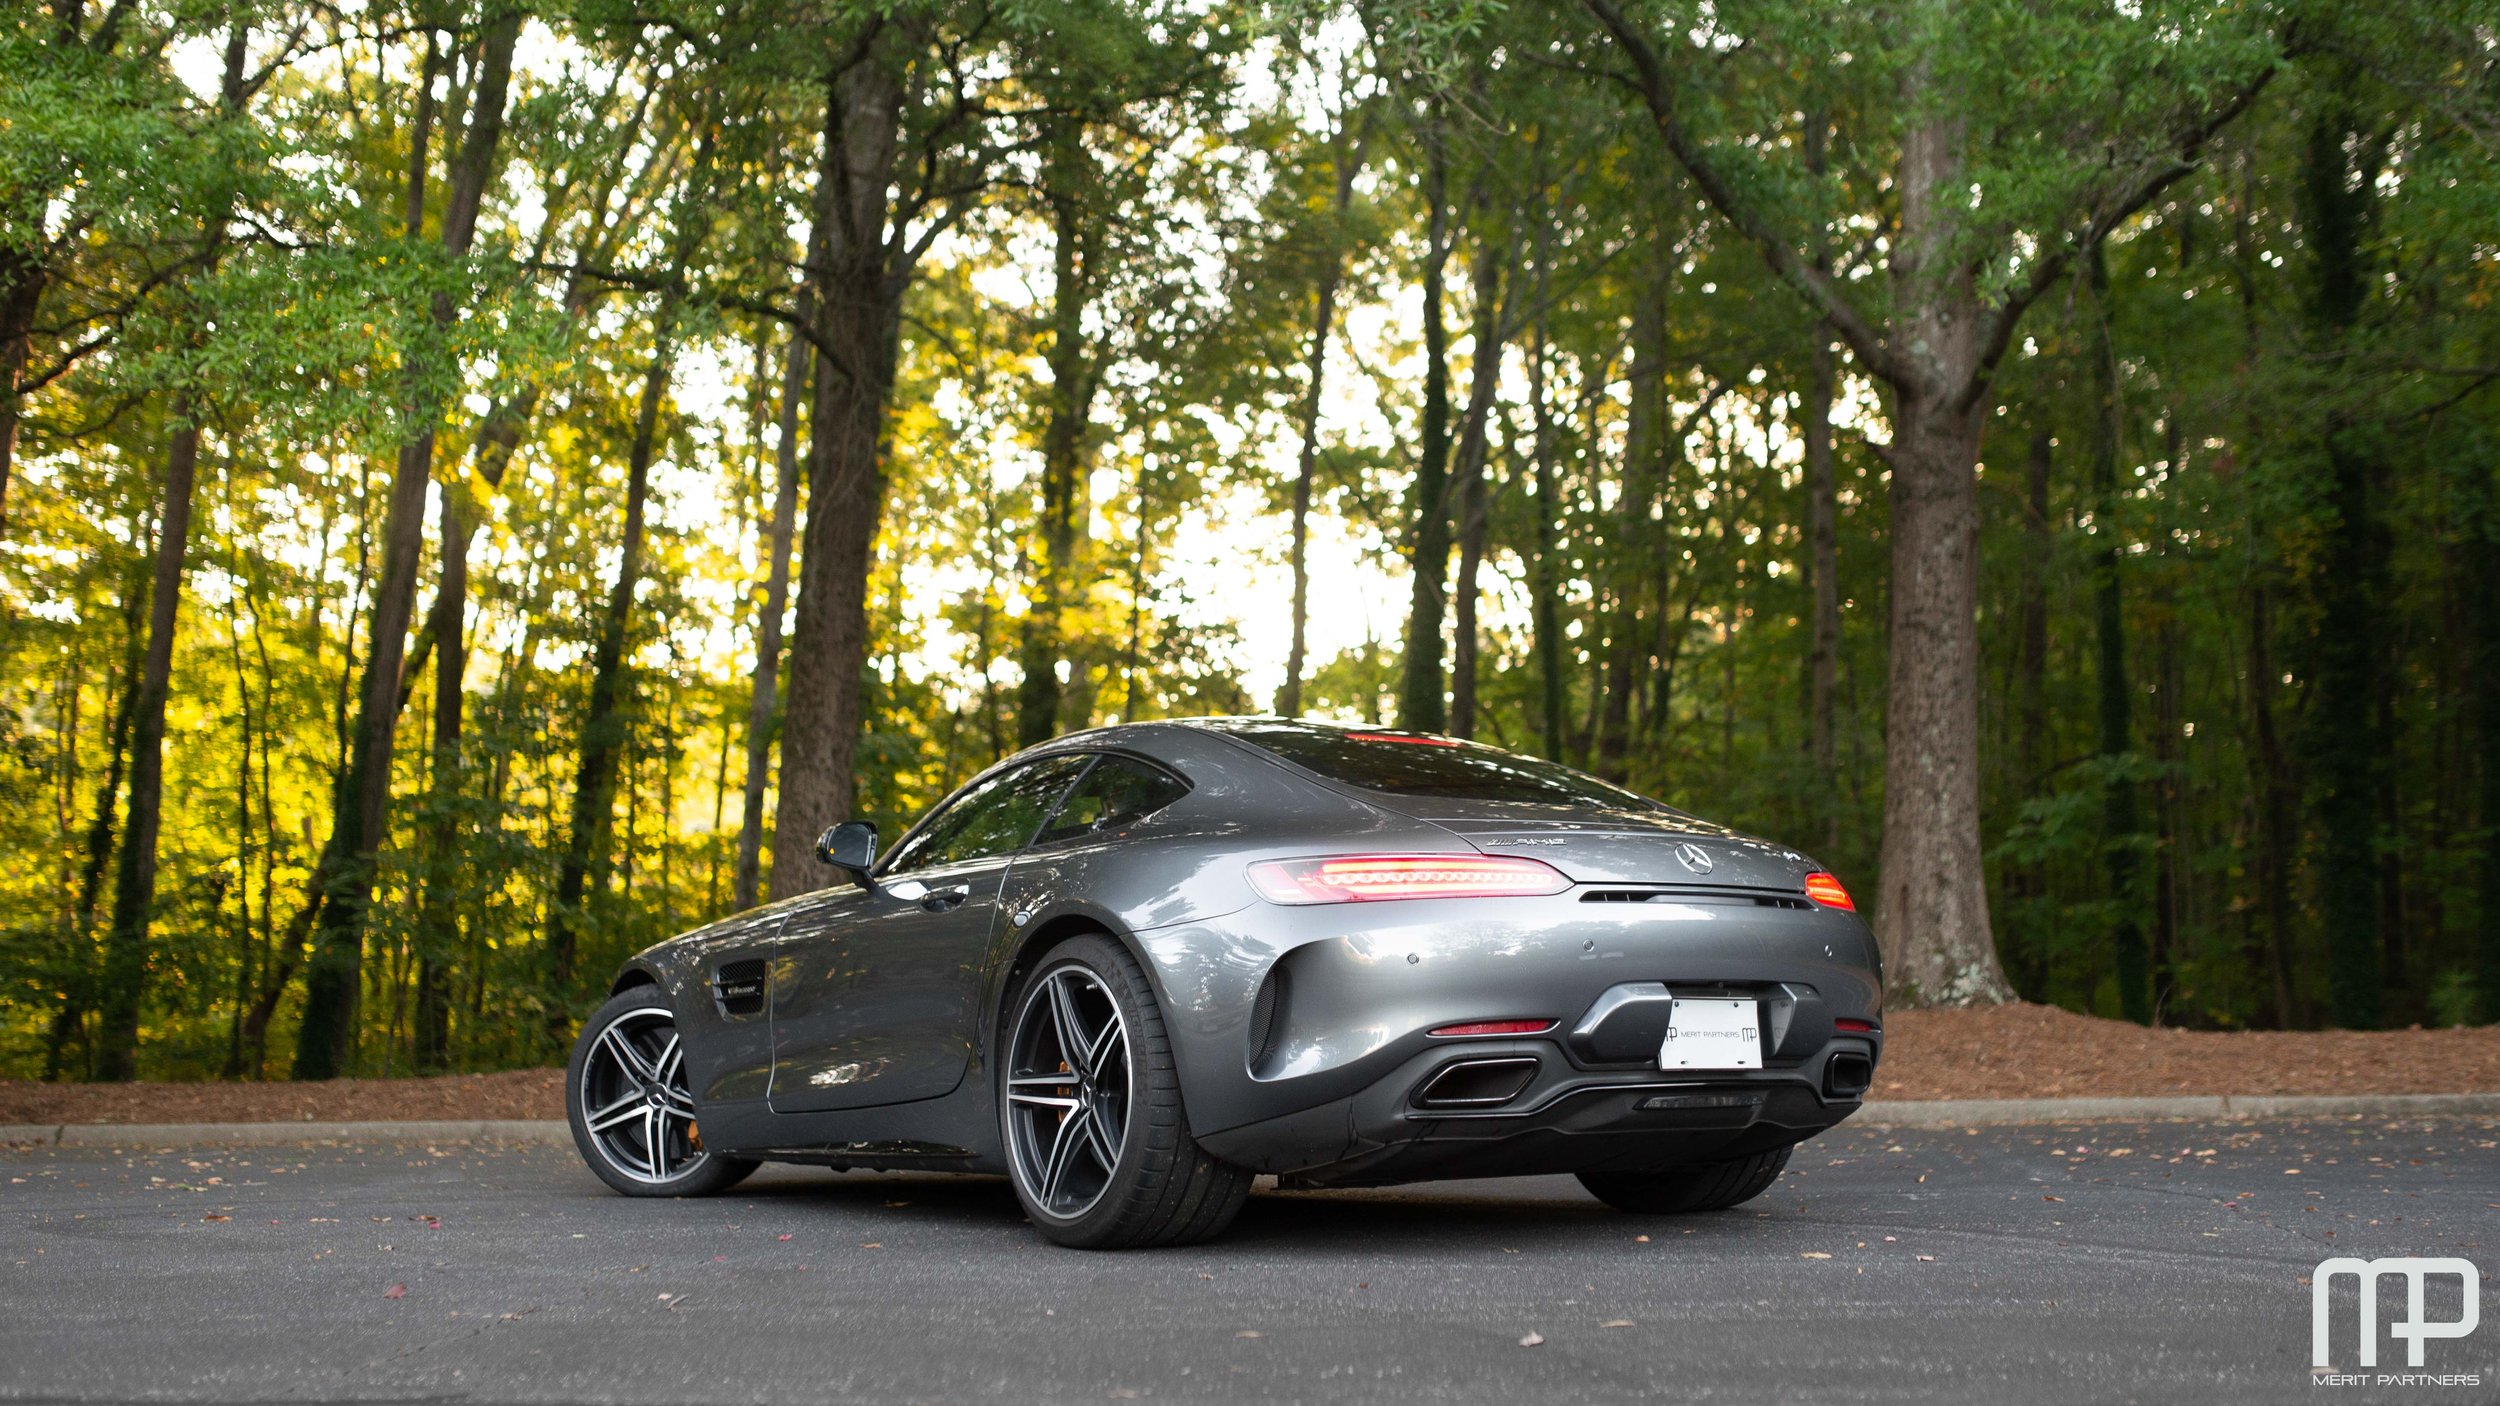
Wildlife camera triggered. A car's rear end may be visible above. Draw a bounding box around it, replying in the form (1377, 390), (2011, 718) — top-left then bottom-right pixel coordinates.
(1165, 719), (1882, 1188)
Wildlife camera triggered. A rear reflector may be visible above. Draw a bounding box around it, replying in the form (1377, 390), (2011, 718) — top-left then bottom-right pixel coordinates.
(1428, 1019), (1558, 1037)
(1248, 854), (1572, 904)
(1834, 1017), (1878, 1034)
(1802, 871), (1855, 911)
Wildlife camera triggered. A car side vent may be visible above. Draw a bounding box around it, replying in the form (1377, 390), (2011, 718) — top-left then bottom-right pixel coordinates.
(711, 959), (768, 1017)
(1248, 966), (1288, 1073)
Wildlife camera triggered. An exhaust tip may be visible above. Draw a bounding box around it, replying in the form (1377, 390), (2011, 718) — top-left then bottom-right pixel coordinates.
(1824, 1050), (1874, 1100)
(1414, 1057), (1540, 1109)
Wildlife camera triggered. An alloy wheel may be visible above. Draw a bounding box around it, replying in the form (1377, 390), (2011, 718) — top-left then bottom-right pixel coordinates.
(576, 1006), (707, 1184)
(1005, 963), (1133, 1219)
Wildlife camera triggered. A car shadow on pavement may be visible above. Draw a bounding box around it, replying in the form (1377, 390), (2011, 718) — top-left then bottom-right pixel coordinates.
(712, 1164), (1646, 1249)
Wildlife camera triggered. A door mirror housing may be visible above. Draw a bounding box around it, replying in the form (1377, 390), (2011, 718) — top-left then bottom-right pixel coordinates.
(815, 821), (881, 892)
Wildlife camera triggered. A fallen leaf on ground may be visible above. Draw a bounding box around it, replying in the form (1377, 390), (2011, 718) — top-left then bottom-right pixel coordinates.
(384, 1283), (406, 1299)
(1519, 1332), (1545, 1347)
(1236, 1331), (1263, 1339)
(778, 1234), (793, 1242)
(2043, 1195), (2064, 1202)
(1801, 1252), (1832, 1260)
(1601, 1320), (1635, 1329)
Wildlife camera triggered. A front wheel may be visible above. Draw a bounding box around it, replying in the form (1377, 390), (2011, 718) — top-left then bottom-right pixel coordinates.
(566, 987), (756, 1197)
(1000, 934), (1251, 1248)
(1577, 1146), (1793, 1215)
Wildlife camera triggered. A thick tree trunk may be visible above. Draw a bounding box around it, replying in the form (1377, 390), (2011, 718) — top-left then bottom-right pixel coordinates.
(547, 342), (673, 992)
(2297, 100), (2390, 1030)
(93, 408), (204, 1079)
(1397, 117), (1453, 733)
(1873, 388), (2009, 1005)
(294, 12), (521, 1078)
(734, 321), (809, 912)
(769, 48), (907, 897)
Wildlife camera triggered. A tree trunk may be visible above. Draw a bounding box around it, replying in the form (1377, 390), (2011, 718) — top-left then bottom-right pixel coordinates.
(734, 319), (809, 911)
(770, 47), (907, 897)
(1448, 241), (1505, 740)
(0, 249), (44, 541)
(2297, 98), (2389, 1031)
(1528, 315), (1565, 762)
(93, 407), (203, 1079)
(2085, 247), (2149, 1024)
(2474, 477), (2500, 1022)
(1872, 386), (2008, 1005)
(548, 339), (675, 993)
(1016, 125), (1098, 748)
(1805, 334), (1841, 853)
(294, 12), (521, 1079)
(48, 542), (149, 1078)
(1279, 118), (1366, 718)
(1397, 114), (1453, 733)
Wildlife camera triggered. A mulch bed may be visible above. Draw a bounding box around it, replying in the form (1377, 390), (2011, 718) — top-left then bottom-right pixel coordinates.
(0, 1069), (563, 1125)
(3, 1005), (2495, 1123)
(1874, 1003), (2500, 1100)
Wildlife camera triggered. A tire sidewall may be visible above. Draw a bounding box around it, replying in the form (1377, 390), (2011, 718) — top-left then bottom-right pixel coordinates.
(566, 986), (727, 1197)
(999, 936), (1152, 1242)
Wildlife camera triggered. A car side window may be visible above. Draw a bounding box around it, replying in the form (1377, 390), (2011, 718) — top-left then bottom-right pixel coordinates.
(881, 755), (1094, 876)
(1033, 755), (1190, 846)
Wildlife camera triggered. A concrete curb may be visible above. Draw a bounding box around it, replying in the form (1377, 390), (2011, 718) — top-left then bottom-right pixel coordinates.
(3, 1093), (2497, 1149)
(0, 1119), (572, 1148)
(1854, 1092), (2500, 1126)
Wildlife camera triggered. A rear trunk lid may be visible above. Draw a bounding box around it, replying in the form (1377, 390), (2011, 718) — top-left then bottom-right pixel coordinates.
(1373, 797), (1813, 891)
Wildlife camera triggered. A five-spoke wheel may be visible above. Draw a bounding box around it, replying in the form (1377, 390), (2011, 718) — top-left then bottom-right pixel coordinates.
(1005, 963), (1133, 1219)
(998, 934), (1252, 1248)
(566, 987), (756, 1197)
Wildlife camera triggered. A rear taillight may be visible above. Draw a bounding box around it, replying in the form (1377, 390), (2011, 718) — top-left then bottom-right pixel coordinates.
(1428, 1019), (1558, 1037)
(1247, 854), (1572, 904)
(1803, 871), (1855, 911)
(1835, 1017), (1878, 1034)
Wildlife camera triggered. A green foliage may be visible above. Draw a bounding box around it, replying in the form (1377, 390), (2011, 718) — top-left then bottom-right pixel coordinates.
(1, 0), (2495, 1081)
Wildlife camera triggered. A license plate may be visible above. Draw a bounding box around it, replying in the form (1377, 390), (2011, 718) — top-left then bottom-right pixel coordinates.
(1660, 997), (1763, 1071)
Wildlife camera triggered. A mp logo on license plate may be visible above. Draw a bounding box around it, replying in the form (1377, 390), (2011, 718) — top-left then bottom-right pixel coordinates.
(1660, 997), (1763, 1071)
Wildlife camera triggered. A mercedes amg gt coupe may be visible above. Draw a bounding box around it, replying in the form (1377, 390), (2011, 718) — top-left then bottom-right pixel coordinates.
(565, 717), (1883, 1248)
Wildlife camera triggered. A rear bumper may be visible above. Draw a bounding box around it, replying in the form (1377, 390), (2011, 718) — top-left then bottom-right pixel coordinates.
(1195, 1033), (1874, 1184)
(1134, 888), (1882, 1183)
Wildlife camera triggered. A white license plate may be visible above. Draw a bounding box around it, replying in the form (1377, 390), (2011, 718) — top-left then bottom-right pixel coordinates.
(1660, 997), (1763, 1071)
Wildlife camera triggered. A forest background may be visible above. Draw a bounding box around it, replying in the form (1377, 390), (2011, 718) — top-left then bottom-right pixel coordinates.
(4, 0), (2496, 1082)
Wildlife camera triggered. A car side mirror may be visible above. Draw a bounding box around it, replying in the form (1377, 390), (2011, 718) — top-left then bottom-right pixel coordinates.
(815, 821), (880, 892)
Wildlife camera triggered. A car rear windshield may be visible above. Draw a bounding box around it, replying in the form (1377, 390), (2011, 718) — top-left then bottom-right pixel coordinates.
(1208, 720), (1665, 810)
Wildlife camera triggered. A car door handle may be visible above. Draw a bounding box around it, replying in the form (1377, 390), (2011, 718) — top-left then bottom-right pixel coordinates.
(919, 885), (971, 912)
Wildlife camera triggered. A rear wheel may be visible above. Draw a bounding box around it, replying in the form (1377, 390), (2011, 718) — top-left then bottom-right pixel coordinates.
(566, 987), (756, 1198)
(1577, 1146), (1793, 1215)
(1001, 934), (1251, 1248)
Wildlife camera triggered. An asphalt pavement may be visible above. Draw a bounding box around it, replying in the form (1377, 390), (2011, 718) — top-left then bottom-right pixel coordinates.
(4, 1117), (2494, 1404)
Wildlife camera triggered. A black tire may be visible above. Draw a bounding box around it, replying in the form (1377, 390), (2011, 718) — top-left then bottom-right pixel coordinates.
(1577, 1145), (1793, 1215)
(566, 987), (758, 1198)
(999, 933), (1252, 1249)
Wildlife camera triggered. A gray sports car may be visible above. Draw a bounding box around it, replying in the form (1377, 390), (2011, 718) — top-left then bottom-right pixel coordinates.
(565, 717), (1883, 1248)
